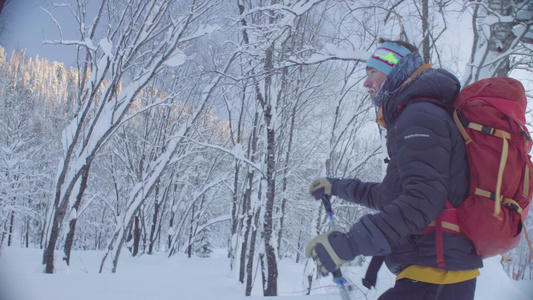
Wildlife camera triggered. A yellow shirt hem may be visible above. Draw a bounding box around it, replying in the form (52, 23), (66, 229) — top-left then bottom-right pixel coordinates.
(396, 265), (480, 284)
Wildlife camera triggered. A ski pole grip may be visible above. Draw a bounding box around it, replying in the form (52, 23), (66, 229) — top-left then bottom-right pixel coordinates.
(321, 195), (333, 214)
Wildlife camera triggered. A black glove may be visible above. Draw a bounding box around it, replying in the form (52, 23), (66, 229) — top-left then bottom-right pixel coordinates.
(308, 178), (332, 200)
(305, 231), (357, 275)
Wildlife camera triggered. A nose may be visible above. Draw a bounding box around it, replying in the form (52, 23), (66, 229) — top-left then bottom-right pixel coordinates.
(363, 77), (371, 88)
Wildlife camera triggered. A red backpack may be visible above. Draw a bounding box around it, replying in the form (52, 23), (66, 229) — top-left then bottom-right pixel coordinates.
(453, 77), (533, 259)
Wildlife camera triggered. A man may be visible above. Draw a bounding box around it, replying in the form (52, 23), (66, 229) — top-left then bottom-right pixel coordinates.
(306, 39), (482, 299)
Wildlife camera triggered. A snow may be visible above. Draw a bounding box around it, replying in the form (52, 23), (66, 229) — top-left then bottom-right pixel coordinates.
(232, 143), (245, 161)
(0, 247), (531, 300)
(298, 44), (370, 66)
(164, 49), (187, 67)
(99, 38), (113, 57)
(200, 24), (221, 36)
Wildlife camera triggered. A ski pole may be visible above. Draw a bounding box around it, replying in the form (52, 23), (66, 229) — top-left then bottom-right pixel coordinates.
(320, 195), (352, 300)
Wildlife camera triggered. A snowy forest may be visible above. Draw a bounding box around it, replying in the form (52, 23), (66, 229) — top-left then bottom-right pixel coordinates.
(0, 0), (532, 297)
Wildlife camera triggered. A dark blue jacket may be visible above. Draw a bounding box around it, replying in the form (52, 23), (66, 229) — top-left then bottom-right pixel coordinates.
(329, 67), (483, 274)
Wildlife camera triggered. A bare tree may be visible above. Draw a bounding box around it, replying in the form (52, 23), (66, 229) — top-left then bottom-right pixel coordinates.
(0, 0), (10, 15)
(42, 0), (223, 274)
(464, 0), (533, 84)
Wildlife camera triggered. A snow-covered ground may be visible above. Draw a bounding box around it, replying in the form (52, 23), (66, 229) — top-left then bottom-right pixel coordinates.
(0, 247), (531, 300)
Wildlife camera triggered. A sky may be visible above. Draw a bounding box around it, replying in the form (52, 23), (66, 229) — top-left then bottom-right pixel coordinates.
(0, 0), (87, 66)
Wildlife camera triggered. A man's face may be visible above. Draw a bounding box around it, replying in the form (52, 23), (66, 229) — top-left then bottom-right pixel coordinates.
(363, 67), (388, 101)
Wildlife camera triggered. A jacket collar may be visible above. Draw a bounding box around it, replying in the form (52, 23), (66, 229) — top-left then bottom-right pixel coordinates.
(378, 64), (432, 129)
(380, 65), (461, 129)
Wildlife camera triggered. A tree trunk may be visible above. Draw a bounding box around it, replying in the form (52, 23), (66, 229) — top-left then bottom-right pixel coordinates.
(187, 201), (196, 258)
(43, 208), (64, 272)
(0, 0), (7, 16)
(25, 218), (29, 248)
(95, 207), (107, 250)
(64, 164), (90, 266)
(262, 43), (278, 297)
(277, 90), (296, 258)
(421, 0), (430, 64)
(168, 183), (178, 250)
(295, 226), (303, 263)
(263, 127), (278, 296)
(229, 161), (240, 263)
(240, 110), (259, 283)
(245, 204), (261, 296)
(7, 210), (14, 246)
(132, 215), (141, 257)
(140, 210), (147, 254)
(148, 184), (161, 255)
(43, 170), (84, 273)
(260, 251), (266, 296)
(111, 224), (130, 273)
(239, 175), (253, 283)
(168, 211), (174, 250)
(0, 229), (4, 250)
(64, 219), (78, 265)
(239, 208), (251, 283)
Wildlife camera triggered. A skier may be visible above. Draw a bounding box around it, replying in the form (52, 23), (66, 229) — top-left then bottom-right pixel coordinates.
(306, 39), (482, 299)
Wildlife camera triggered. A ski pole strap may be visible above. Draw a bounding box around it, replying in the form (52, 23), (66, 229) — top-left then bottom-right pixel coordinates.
(362, 255), (385, 289)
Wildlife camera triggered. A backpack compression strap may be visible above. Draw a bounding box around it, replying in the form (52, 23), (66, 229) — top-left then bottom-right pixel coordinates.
(453, 108), (511, 143)
(473, 188), (522, 214)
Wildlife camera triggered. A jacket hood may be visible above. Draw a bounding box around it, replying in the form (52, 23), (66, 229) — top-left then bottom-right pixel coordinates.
(380, 66), (461, 128)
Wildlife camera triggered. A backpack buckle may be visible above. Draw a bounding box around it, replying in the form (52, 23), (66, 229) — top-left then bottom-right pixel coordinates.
(481, 125), (496, 136)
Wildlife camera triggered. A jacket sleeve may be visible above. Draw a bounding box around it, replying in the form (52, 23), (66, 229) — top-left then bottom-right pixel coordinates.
(329, 178), (382, 210)
(347, 103), (452, 255)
